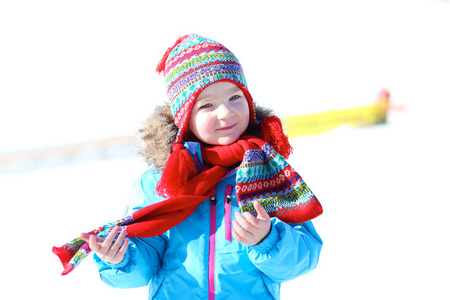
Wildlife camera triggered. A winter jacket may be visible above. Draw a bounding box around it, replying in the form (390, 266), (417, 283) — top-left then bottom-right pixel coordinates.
(93, 104), (323, 300)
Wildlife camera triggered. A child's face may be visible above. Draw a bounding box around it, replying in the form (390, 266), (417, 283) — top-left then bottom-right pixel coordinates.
(189, 81), (250, 145)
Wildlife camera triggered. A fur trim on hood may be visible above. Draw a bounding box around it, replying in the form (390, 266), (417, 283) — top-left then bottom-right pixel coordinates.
(138, 102), (275, 170)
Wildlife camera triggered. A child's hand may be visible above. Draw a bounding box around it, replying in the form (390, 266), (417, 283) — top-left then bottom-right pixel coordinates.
(232, 201), (272, 246)
(80, 226), (129, 265)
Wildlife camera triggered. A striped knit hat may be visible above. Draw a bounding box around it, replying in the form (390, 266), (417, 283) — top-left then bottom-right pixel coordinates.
(156, 34), (258, 143)
(155, 34), (293, 198)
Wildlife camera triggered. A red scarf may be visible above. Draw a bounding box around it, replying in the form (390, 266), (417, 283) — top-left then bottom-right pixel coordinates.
(53, 116), (298, 275)
(126, 136), (266, 237)
(134, 115), (293, 237)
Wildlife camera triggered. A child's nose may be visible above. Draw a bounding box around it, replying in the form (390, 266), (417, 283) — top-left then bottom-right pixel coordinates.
(217, 103), (234, 119)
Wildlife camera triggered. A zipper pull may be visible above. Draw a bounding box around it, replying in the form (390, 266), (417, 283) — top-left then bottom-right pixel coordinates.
(225, 185), (233, 204)
(210, 189), (217, 206)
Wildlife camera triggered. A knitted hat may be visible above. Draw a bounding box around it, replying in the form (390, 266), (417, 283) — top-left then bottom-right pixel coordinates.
(156, 34), (258, 143)
(156, 34), (292, 198)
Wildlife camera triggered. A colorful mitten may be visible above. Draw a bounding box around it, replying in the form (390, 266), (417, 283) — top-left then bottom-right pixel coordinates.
(236, 144), (322, 223)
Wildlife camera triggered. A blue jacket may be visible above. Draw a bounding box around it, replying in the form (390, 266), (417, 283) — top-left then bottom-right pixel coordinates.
(93, 142), (322, 299)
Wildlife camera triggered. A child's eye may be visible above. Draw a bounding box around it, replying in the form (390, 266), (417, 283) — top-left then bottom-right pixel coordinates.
(200, 103), (212, 109)
(230, 95), (240, 101)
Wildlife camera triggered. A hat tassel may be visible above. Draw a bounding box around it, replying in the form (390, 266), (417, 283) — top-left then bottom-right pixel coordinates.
(261, 116), (293, 159)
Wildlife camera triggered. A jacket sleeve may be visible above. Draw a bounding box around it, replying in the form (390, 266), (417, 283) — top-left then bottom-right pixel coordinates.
(93, 169), (168, 288)
(247, 218), (323, 282)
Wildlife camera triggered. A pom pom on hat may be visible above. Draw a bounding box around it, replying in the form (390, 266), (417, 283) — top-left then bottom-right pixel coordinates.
(156, 35), (189, 75)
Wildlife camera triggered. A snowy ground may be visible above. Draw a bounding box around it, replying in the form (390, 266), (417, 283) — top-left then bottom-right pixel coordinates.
(1, 0), (449, 299)
(2, 108), (449, 299)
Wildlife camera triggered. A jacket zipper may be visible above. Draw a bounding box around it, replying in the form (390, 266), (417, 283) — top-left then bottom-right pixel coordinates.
(209, 188), (217, 300)
(224, 184), (233, 242)
(208, 174), (235, 299)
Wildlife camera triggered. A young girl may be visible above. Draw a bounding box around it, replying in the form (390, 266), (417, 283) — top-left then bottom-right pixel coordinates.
(80, 34), (323, 299)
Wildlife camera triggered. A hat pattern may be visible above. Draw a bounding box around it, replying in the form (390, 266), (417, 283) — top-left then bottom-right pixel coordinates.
(158, 34), (257, 142)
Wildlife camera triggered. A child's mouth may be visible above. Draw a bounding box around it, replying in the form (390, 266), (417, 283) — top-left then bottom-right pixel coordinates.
(217, 124), (236, 131)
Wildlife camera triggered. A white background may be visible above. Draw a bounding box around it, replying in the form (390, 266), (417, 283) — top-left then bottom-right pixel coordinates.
(1, 0), (449, 299)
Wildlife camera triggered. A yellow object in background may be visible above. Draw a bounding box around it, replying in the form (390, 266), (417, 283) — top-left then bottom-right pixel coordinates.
(283, 89), (401, 137)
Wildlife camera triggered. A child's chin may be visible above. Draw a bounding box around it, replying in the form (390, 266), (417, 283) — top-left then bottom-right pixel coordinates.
(215, 136), (239, 146)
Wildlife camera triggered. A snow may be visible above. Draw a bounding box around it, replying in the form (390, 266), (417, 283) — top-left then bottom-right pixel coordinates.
(1, 0), (449, 299)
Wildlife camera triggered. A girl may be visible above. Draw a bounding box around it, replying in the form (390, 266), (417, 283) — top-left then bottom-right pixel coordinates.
(80, 34), (323, 299)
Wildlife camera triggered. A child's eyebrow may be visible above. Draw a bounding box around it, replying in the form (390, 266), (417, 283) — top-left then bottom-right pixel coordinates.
(228, 86), (242, 93)
(196, 85), (242, 103)
(195, 95), (213, 104)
